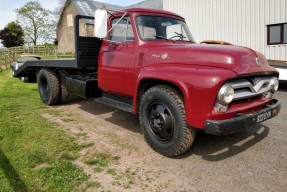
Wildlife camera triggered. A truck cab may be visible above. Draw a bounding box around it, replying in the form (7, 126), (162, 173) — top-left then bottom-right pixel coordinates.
(97, 8), (195, 96)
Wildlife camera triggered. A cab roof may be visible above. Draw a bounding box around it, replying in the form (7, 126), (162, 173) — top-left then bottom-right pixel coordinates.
(117, 8), (184, 20)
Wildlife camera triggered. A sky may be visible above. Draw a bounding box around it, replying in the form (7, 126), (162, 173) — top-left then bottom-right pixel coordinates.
(0, 0), (144, 30)
(0, 0), (143, 47)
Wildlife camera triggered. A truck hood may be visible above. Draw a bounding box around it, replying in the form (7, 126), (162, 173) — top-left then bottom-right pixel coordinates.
(145, 44), (275, 75)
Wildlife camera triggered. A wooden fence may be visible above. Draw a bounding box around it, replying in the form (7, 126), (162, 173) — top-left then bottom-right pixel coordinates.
(0, 45), (75, 71)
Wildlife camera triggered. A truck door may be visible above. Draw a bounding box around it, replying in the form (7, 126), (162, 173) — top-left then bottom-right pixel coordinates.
(99, 16), (136, 97)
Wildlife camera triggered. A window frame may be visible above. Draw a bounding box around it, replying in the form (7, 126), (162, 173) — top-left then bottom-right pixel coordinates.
(267, 23), (287, 45)
(108, 16), (134, 43)
(135, 15), (195, 42)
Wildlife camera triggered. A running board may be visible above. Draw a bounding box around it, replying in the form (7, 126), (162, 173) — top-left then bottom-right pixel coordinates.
(94, 95), (133, 113)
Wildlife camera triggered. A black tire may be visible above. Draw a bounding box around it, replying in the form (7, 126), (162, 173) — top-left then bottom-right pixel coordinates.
(58, 70), (69, 104)
(139, 85), (195, 157)
(37, 69), (60, 105)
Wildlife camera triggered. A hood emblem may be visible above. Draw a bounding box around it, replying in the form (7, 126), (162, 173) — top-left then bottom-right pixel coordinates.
(152, 53), (169, 60)
(255, 58), (261, 67)
(251, 77), (261, 86)
(161, 53), (169, 60)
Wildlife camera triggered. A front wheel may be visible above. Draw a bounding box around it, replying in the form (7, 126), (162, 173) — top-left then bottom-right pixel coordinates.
(139, 85), (195, 157)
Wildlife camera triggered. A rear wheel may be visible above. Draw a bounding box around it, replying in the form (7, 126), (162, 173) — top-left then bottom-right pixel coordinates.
(139, 85), (195, 157)
(37, 69), (60, 105)
(58, 70), (69, 104)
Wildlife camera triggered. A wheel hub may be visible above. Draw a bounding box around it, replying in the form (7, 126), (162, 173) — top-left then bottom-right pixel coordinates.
(151, 112), (164, 130)
(148, 102), (174, 141)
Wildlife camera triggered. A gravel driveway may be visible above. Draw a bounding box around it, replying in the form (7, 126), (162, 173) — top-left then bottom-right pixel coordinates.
(45, 83), (287, 192)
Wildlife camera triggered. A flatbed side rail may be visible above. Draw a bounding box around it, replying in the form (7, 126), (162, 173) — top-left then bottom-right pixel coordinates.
(15, 60), (77, 77)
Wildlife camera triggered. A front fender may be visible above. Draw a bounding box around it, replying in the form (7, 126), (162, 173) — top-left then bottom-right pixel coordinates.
(134, 64), (237, 128)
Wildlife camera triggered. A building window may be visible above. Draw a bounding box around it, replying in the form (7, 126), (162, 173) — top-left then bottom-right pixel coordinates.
(267, 23), (287, 45)
(67, 14), (73, 27)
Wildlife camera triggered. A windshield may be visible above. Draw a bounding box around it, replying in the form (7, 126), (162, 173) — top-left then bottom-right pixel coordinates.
(136, 15), (195, 42)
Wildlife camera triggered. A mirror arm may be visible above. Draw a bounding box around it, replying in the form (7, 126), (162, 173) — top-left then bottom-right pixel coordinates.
(107, 12), (127, 34)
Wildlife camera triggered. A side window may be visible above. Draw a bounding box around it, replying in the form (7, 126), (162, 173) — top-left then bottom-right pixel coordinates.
(109, 17), (134, 42)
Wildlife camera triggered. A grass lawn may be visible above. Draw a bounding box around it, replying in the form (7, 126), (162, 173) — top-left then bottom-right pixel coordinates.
(0, 70), (89, 191)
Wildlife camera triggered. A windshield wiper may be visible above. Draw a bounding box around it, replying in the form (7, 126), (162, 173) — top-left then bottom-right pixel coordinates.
(174, 32), (186, 40)
(154, 33), (195, 43)
(172, 32), (196, 43)
(154, 35), (169, 40)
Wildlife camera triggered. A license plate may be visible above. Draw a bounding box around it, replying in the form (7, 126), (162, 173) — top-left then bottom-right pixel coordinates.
(257, 110), (272, 123)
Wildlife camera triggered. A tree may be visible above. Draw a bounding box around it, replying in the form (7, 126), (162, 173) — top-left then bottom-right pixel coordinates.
(15, 1), (56, 45)
(0, 22), (24, 48)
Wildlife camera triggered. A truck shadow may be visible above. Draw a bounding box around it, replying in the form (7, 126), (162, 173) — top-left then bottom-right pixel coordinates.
(0, 137), (28, 192)
(278, 82), (287, 92)
(181, 124), (269, 161)
(68, 96), (270, 161)
(68, 96), (142, 134)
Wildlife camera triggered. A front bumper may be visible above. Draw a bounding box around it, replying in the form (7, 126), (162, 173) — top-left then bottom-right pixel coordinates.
(205, 99), (281, 135)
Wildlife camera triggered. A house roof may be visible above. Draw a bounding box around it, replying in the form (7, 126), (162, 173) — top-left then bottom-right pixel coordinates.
(57, 0), (163, 26)
(72, 0), (123, 17)
(70, 0), (163, 18)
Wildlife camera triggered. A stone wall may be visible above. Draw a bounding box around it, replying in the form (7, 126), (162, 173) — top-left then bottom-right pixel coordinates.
(57, 2), (77, 53)
(57, 2), (93, 53)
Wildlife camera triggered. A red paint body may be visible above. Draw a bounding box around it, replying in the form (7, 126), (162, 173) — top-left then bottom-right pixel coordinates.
(98, 8), (279, 129)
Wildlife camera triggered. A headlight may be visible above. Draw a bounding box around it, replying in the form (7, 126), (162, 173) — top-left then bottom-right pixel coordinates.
(269, 77), (279, 93)
(217, 84), (234, 105)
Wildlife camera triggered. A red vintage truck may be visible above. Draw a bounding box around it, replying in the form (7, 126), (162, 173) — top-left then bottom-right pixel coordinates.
(14, 8), (281, 157)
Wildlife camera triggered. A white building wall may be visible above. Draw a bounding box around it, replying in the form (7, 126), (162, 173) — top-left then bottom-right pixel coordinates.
(164, 0), (287, 61)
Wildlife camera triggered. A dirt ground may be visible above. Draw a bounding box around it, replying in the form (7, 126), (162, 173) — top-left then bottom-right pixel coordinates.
(44, 84), (287, 192)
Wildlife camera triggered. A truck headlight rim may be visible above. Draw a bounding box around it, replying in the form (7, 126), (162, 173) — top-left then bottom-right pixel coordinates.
(270, 77), (279, 93)
(217, 84), (234, 105)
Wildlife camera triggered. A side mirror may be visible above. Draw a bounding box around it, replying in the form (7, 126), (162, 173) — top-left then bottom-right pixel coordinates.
(94, 9), (108, 38)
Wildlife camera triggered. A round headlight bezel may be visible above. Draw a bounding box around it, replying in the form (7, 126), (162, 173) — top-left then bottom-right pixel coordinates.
(217, 84), (234, 105)
(270, 77), (279, 93)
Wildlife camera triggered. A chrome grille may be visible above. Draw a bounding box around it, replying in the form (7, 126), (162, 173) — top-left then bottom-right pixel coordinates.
(228, 76), (273, 100)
